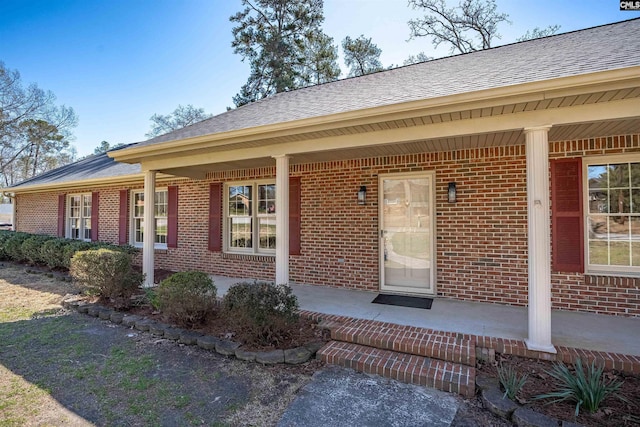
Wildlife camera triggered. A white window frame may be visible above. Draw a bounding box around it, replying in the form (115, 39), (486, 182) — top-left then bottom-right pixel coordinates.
(66, 193), (92, 241)
(583, 154), (640, 275)
(224, 180), (277, 255)
(130, 188), (168, 250)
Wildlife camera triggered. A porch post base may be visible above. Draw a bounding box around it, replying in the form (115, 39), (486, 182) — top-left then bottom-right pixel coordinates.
(524, 339), (557, 354)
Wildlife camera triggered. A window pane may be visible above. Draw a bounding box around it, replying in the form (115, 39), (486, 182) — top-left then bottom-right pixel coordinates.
(608, 164), (629, 188)
(631, 163), (640, 187)
(633, 242), (640, 266)
(229, 217), (252, 248)
(229, 186), (252, 216)
(70, 218), (80, 240)
(155, 191), (167, 217)
(589, 240), (608, 265)
(588, 165), (607, 189)
(156, 218), (167, 244)
(588, 190), (608, 214)
(609, 189), (630, 213)
(83, 195), (92, 218)
(70, 195), (81, 218)
(258, 184), (276, 214)
(610, 241), (631, 266)
(83, 218), (91, 240)
(588, 215), (608, 239)
(135, 218), (144, 243)
(134, 193), (144, 217)
(609, 215), (630, 238)
(259, 217), (276, 249)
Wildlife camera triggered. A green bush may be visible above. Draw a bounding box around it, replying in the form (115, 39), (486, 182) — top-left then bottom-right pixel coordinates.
(70, 248), (143, 309)
(40, 238), (74, 269)
(0, 230), (15, 260)
(535, 358), (624, 416)
(62, 240), (94, 269)
(156, 271), (217, 327)
(4, 232), (31, 262)
(222, 281), (299, 346)
(21, 234), (55, 265)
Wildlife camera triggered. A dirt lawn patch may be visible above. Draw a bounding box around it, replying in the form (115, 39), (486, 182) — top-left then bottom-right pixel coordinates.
(0, 263), (317, 426)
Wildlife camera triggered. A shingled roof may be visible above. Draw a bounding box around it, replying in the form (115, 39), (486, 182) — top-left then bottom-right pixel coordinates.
(138, 18), (640, 147)
(9, 147), (141, 190)
(9, 18), (640, 191)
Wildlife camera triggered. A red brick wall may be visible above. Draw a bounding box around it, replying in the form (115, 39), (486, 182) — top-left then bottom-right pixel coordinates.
(16, 192), (59, 235)
(13, 133), (640, 317)
(550, 134), (640, 316)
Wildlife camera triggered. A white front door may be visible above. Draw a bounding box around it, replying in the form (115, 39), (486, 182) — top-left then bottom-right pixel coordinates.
(379, 172), (436, 295)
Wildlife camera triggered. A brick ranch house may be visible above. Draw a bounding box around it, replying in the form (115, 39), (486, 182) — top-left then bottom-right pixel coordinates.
(7, 19), (640, 354)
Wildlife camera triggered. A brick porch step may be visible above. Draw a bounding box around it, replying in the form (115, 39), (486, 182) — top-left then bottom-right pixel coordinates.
(318, 341), (476, 397)
(332, 321), (476, 367)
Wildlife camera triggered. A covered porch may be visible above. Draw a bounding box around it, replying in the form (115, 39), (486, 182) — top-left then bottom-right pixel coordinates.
(213, 275), (640, 357)
(110, 67), (640, 356)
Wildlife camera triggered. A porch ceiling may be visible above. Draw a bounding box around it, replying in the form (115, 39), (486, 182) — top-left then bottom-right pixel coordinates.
(159, 117), (640, 179)
(129, 74), (640, 179)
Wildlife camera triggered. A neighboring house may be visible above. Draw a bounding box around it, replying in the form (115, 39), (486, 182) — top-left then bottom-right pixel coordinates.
(6, 19), (640, 354)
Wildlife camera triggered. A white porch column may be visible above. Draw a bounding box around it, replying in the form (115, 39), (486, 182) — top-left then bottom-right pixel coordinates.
(274, 155), (290, 284)
(524, 126), (556, 353)
(143, 170), (156, 288)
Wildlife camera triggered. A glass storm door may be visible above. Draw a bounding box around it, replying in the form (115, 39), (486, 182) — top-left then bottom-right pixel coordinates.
(379, 172), (435, 295)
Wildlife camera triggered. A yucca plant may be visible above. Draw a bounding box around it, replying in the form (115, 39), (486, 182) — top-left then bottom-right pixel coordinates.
(497, 363), (528, 400)
(535, 358), (623, 416)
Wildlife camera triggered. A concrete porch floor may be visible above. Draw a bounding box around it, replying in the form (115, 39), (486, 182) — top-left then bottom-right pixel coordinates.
(211, 276), (640, 357)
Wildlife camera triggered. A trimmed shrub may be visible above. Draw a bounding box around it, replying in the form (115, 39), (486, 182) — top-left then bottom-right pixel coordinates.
(4, 232), (31, 262)
(40, 238), (74, 269)
(62, 241), (94, 269)
(0, 230), (15, 260)
(156, 271), (217, 327)
(21, 234), (55, 265)
(70, 248), (143, 309)
(222, 282), (299, 346)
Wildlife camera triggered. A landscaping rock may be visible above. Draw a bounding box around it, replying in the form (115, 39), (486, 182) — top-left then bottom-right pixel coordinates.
(513, 407), (559, 427)
(87, 305), (103, 317)
(215, 340), (241, 356)
(197, 335), (221, 351)
(121, 315), (142, 327)
(110, 312), (125, 324)
(134, 319), (154, 331)
(481, 387), (518, 419)
(284, 347), (312, 365)
(76, 304), (91, 314)
(305, 341), (327, 356)
(98, 309), (113, 320)
(475, 374), (500, 392)
(235, 348), (257, 362)
(149, 323), (170, 336)
(256, 349), (285, 365)
(561, 422), (584, 427)
(163, 327), (182, 341)
(179, 331), (203, 345)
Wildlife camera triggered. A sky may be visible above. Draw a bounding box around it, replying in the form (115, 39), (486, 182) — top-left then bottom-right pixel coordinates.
(1, 0), (638, 157)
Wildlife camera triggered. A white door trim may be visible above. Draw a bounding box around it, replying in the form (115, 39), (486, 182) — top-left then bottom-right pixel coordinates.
(379, 171), (436, 296)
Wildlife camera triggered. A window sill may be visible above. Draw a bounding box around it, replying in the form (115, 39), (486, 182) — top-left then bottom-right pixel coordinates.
(222, 252), (275, 263)
(132, 244), (168, 252)
(585, 270), (640, 278)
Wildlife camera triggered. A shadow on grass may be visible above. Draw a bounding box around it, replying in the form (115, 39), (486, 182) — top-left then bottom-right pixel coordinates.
(0, 312), (251, 426)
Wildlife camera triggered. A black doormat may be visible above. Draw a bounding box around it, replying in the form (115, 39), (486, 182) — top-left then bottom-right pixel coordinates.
(372, 294), (433, 310)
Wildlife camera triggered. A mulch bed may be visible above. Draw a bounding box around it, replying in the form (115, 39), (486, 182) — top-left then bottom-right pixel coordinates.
(99, 268), (331, 353)
(478, 354), (640, 427)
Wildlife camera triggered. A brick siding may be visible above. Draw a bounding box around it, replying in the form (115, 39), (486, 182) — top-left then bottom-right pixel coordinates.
(14, 133), (640, 318)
